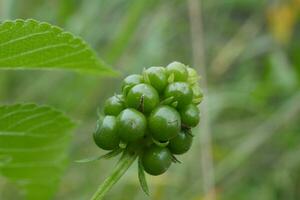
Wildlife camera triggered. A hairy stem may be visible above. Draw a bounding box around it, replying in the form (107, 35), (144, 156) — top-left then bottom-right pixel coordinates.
(90, 149), (138, 200)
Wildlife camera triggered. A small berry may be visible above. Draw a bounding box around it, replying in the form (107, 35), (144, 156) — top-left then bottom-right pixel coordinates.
(141, 145), (172, 175)
(104, 95), (125, 116)
(148, 105), (181, 141)
(126, 83), (159, 114)
(180, 104), (200, 127)
(122, 74), (143, 96)
(116, 108), (147, 142)
(166, 61), (188, 81)
(168, 131), (193, 154)
(164, 82), (193, 109)
(144, 66), (167, 93)
(94, 116), (120, 150)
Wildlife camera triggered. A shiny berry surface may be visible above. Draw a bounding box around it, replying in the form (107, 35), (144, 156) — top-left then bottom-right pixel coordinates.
(168, 131), (193, 154)
(93, 116), (120, 150)
(166, 61), (188, 81)
(148, 105), (181, 141)
(126, 83), (159, 114)
(164, 82), (193, 109)
(141, 145), (172, 175)
(122, 74), (143, 95)
(116, 108), (147, 142)
(104, 95), (125, 116)
(144, 66), (167, 93)
(180, 104), (200, 127)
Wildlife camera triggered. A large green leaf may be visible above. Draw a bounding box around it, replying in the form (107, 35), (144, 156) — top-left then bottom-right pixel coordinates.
(0, 19), (116, 75)
(0, 104), (75, 200)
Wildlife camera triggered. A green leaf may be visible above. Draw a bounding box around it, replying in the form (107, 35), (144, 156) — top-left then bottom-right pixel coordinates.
(138, 157), (149, 196)
(0, 19), (117, 75)
(0, 103), (75, 200)
(0, 155), (12, 166)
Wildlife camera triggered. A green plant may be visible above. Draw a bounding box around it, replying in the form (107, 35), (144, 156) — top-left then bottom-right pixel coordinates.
(0, 18), (202, 200)
(0, 19), (116, 200)
(87, 61), (203, 199)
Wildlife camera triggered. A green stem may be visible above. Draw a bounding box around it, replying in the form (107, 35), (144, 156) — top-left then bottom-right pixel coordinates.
(90, 149), (138, 200)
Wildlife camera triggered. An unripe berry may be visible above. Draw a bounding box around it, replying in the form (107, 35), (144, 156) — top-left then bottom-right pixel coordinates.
(122, 74), (143, 96)
(94, 116), (120, 150)
(126, 83), (159, 114)
(166, 61), (188, 81)
(141, 145), (172, 175)
(144, 66), (167, 93)
(164, 82), (193, 109)
(180, 104), (200, 127)
(148, 105), (181, 141)
(168, 131), (193, 154)
(104, 95), (125, 116)
(116, 108), (147, 142)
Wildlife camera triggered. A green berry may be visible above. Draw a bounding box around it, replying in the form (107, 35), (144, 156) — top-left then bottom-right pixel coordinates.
(148, 105), (181, 141)
(104, 95), (125, 116)
(187, 67), (199, 85)
(93, 116), (120, 150)
(126, 83), (159, 114)
(180, 104), (200, 127)
(141, 145), (172, 175)
(116, 108), (147, 142)
(168, 131), (193, 154)
(144, 66), (167, 93)
(166, 61), (188, 81)
(164, 82), (193, 109)
(122, 74), (143, 95)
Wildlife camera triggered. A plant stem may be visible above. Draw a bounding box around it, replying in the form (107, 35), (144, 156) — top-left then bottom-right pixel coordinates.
(90, 149), (138, 200)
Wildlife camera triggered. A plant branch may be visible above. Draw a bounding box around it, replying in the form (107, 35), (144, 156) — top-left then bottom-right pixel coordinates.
(90, 149), (138, 200)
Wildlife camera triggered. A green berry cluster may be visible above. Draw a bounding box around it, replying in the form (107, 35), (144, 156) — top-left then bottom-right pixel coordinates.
(94, 61), (203, 176)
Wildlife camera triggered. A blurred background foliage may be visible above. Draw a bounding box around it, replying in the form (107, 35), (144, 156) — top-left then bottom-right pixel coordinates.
(0, 0), (300, 199)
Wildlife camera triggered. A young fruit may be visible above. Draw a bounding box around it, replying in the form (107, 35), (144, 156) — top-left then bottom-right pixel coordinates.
(168, 131), (193, 154)
(187, 67), (199, 85)
(126, 83), (159, 114)
(166, 61), (188, 81)
(122, 74), (143, 96)
(116, 108), (147, 142)
(180, 104), (200, 127)
(187, 67), (203, 104)
(164, 82), (193, 109)
(141, 145), (172, 175)
(104, 95), (125, 116)
(144, 66), (167, 93)
(148, 105), (181, 141)
(94, 116), (120, 150)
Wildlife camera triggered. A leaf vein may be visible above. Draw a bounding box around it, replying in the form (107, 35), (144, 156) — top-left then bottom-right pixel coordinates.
(0, 31), (51, 48)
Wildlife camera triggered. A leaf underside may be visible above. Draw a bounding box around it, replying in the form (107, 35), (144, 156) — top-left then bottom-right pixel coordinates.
(0, 104), (75, 200)
(0, 19), (117, 75)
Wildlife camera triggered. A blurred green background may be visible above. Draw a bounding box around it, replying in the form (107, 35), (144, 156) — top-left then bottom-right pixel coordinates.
(0, 0), (300, 199)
